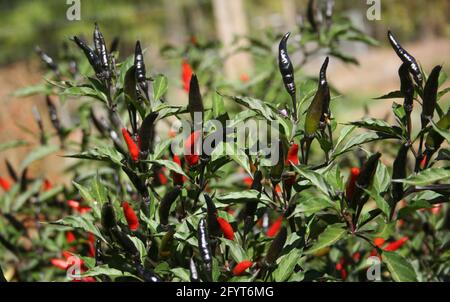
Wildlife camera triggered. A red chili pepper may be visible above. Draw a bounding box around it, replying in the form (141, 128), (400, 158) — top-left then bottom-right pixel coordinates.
(345, 167), (360, 202)
(67, 200), (80, 210)
(66, 231), (76, 244)
(352, 252), (361, 263)
(243, 176), (253, 188)
(285, 143), (299, 166)
(266, 215), (283, 237)
(50, 258), (70, 270)
(172, 155), (186, 185)
(78, 206), (92, 214)
(240, 73), (250, 83)
(430, 204), (442, 215)
(420, 154), (427, 170)
(217, 217), (234, 240)
(232, 260), (254, 276)
(121, 128), (140, 161)
(275, 184), (282, 194)
(0, 176), (11, 192)
(43, 179), (53, 191)
(88, 233), (96, 257)
(122, 201), (139, 231)
(373, 237), (385, 247)
(384, 236), (408, 251)
(182, 59), (193, 92)
(340, 268), (347, 280)
(184, 130), (201, 166)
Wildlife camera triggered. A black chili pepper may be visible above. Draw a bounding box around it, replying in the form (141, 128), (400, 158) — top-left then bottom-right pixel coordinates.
(124, 65), (138, 134)
(278, 32), (297, 119)
(197, 218), (212, 281)
(101, 202), (117, 231)
(46, 96), (65, 146)
(134, 41), (149, 100)
(421, 65), (442, 127)
(391, 144), (408, 209)
(159, 186), (182, 225)
(121, 165), (149, 198)
(135, 261), (161, 282)
(138, 112), (158, 155)
(307, 0), (318, 32)
(93, 23), (110, 79)
(110, 37), (120, 53)
(73, 36), (103, 77)
(241, 170), (263, 220)
(265, 226), (287, 265)
(111, 227), (140, 259)
(189, 257), (200, 282)
(188, 74), (204, 128)
(32, 106), (46, 145)
(204, 193), (221, 236)
(398, 63), (414, 114)
(35, 46), (60, 76)
(90, 109), (127, 156)
(270, 140), (285, 185)
(5, 160), (18, 182)
(387, 31), (423, 85)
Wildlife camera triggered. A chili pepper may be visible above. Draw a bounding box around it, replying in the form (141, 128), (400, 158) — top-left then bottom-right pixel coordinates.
(88, 233), (96, 258)
(35, 46), (60, 76)
(101, 202), (117, 231)
(109, 37), (119, 53)
(305, 57), (330, 138)
(270, 140), (285, 185)
(345, 167), (360, 203)
(66, 231), (76, 244)
(43, 179), (52, 191)
(392, 144), (408, 205)
(121, 165), (148, 198)
(373, 237), (385, 247)
(159, 186), (182, 225)
(425, 109), (450, 153)
(307, 0), (318, 32)
(285, 143), (299, 166)
(46, 95), (65, 144)
(421, 65), (442, 127)
(387, 31), (422, 85)
(278, 32), (297, 119)
(122, 202), (139, 231)
(138, 112), (158, 155)
(4, 160), (18, 183)
(398, 63), (414, 114)
(134, 40), (149, 99)
(19, 168), (28, 193)
(154, 168), (168, 186)
(189, 257), (200, 282)
(93, 23), (110, 79)
(265, 226), (287, 265)
(350, 152), (381, 211)
(188, 74), (204, 127)
(123, 65), (138, 135)
(135, 262), (162, 282)
(182, 59), (193, 92)
(51, 258), (70, 270)
(73, 36), (103, 77)
(266, 216), (283, 237)
(324, 0), (334, 28)
(0, 265), (6, 282)
(122, 128), (140, 162)
(0, 176), (11, 192)
(158, 228), (175, 260)
(184, 130), (202, 166)
(217, 217), (234, 240)
(241, 170), (263, 220)
(352, 251), (361, 263)
(384, 236), (408, 252)
(232, 260), (254, 276)
(111, 227), (140, 259)
(204, 193), (221, 236)
(197, 218), (212, 281)
(32, 106), (46, 145)
(420, 154), (428, 170)
(172, 155), (186, 185)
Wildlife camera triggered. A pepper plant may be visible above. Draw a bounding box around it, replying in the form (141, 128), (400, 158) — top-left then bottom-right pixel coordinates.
(1, 16), (449, 282)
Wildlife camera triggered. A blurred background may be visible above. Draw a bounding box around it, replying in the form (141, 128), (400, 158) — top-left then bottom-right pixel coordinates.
(0, 0), (449, 182)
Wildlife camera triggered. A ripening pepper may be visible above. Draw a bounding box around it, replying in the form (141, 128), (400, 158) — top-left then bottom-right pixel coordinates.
(217, 217), (234, 240)
(0, 177), (11, 192)
(182, 59), (193, 92)
(122, 128), (140, 162)
(184, 130), (202, 166)
(265, 226), (287, 265)
(384, 237), (408, 252)
(285, 143), (299, 166)
(232, 260), (254, 276)
(345, 167), (360, 203)
(172, 155), (186, 185)
(122, 202), (139, 231)
(266, 216), (283, 237)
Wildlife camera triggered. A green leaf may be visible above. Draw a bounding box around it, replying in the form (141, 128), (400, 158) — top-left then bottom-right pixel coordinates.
(216, 190), (270, 204)
(305, 224), (347, 254)
(231, 96), (276, 121)
(12, 83), (51, 97)
(211, 142), (252, 176)
(365, 189), (390, 218)
(51, 215), (107, 243)
(171, 268), (190, 281)
(350, 118), (402, 138)
(429, 118), (450, 143)
(153, 74), (168, 101)
(273, 249), (302, 281)
(382, 251), (417, 282)
(293, 196), (333, 217)
(373, 90), (403, 100)
(332, 131), (388, 158)
(129, 236), (147, 265)
(0, 140), (28, 152)
(64, 146), (123, 165)
(438, 87), (450, 99)
(392, 168), (450, 186)
(148, 159), (189, 180)
(373, 162), (390, 194)
(73, 181), (100, 218)
(82, 265), (137, 279)
(219, 238), (248, 263)
(20, 145), (58, 171)
(292, 165), (333, 197)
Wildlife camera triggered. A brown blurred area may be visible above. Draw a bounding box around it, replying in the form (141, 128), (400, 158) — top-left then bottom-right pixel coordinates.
(0, 0), (449, 184)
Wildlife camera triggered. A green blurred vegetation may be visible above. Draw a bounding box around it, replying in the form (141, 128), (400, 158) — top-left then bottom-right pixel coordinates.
(0, 0), (449, 66)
